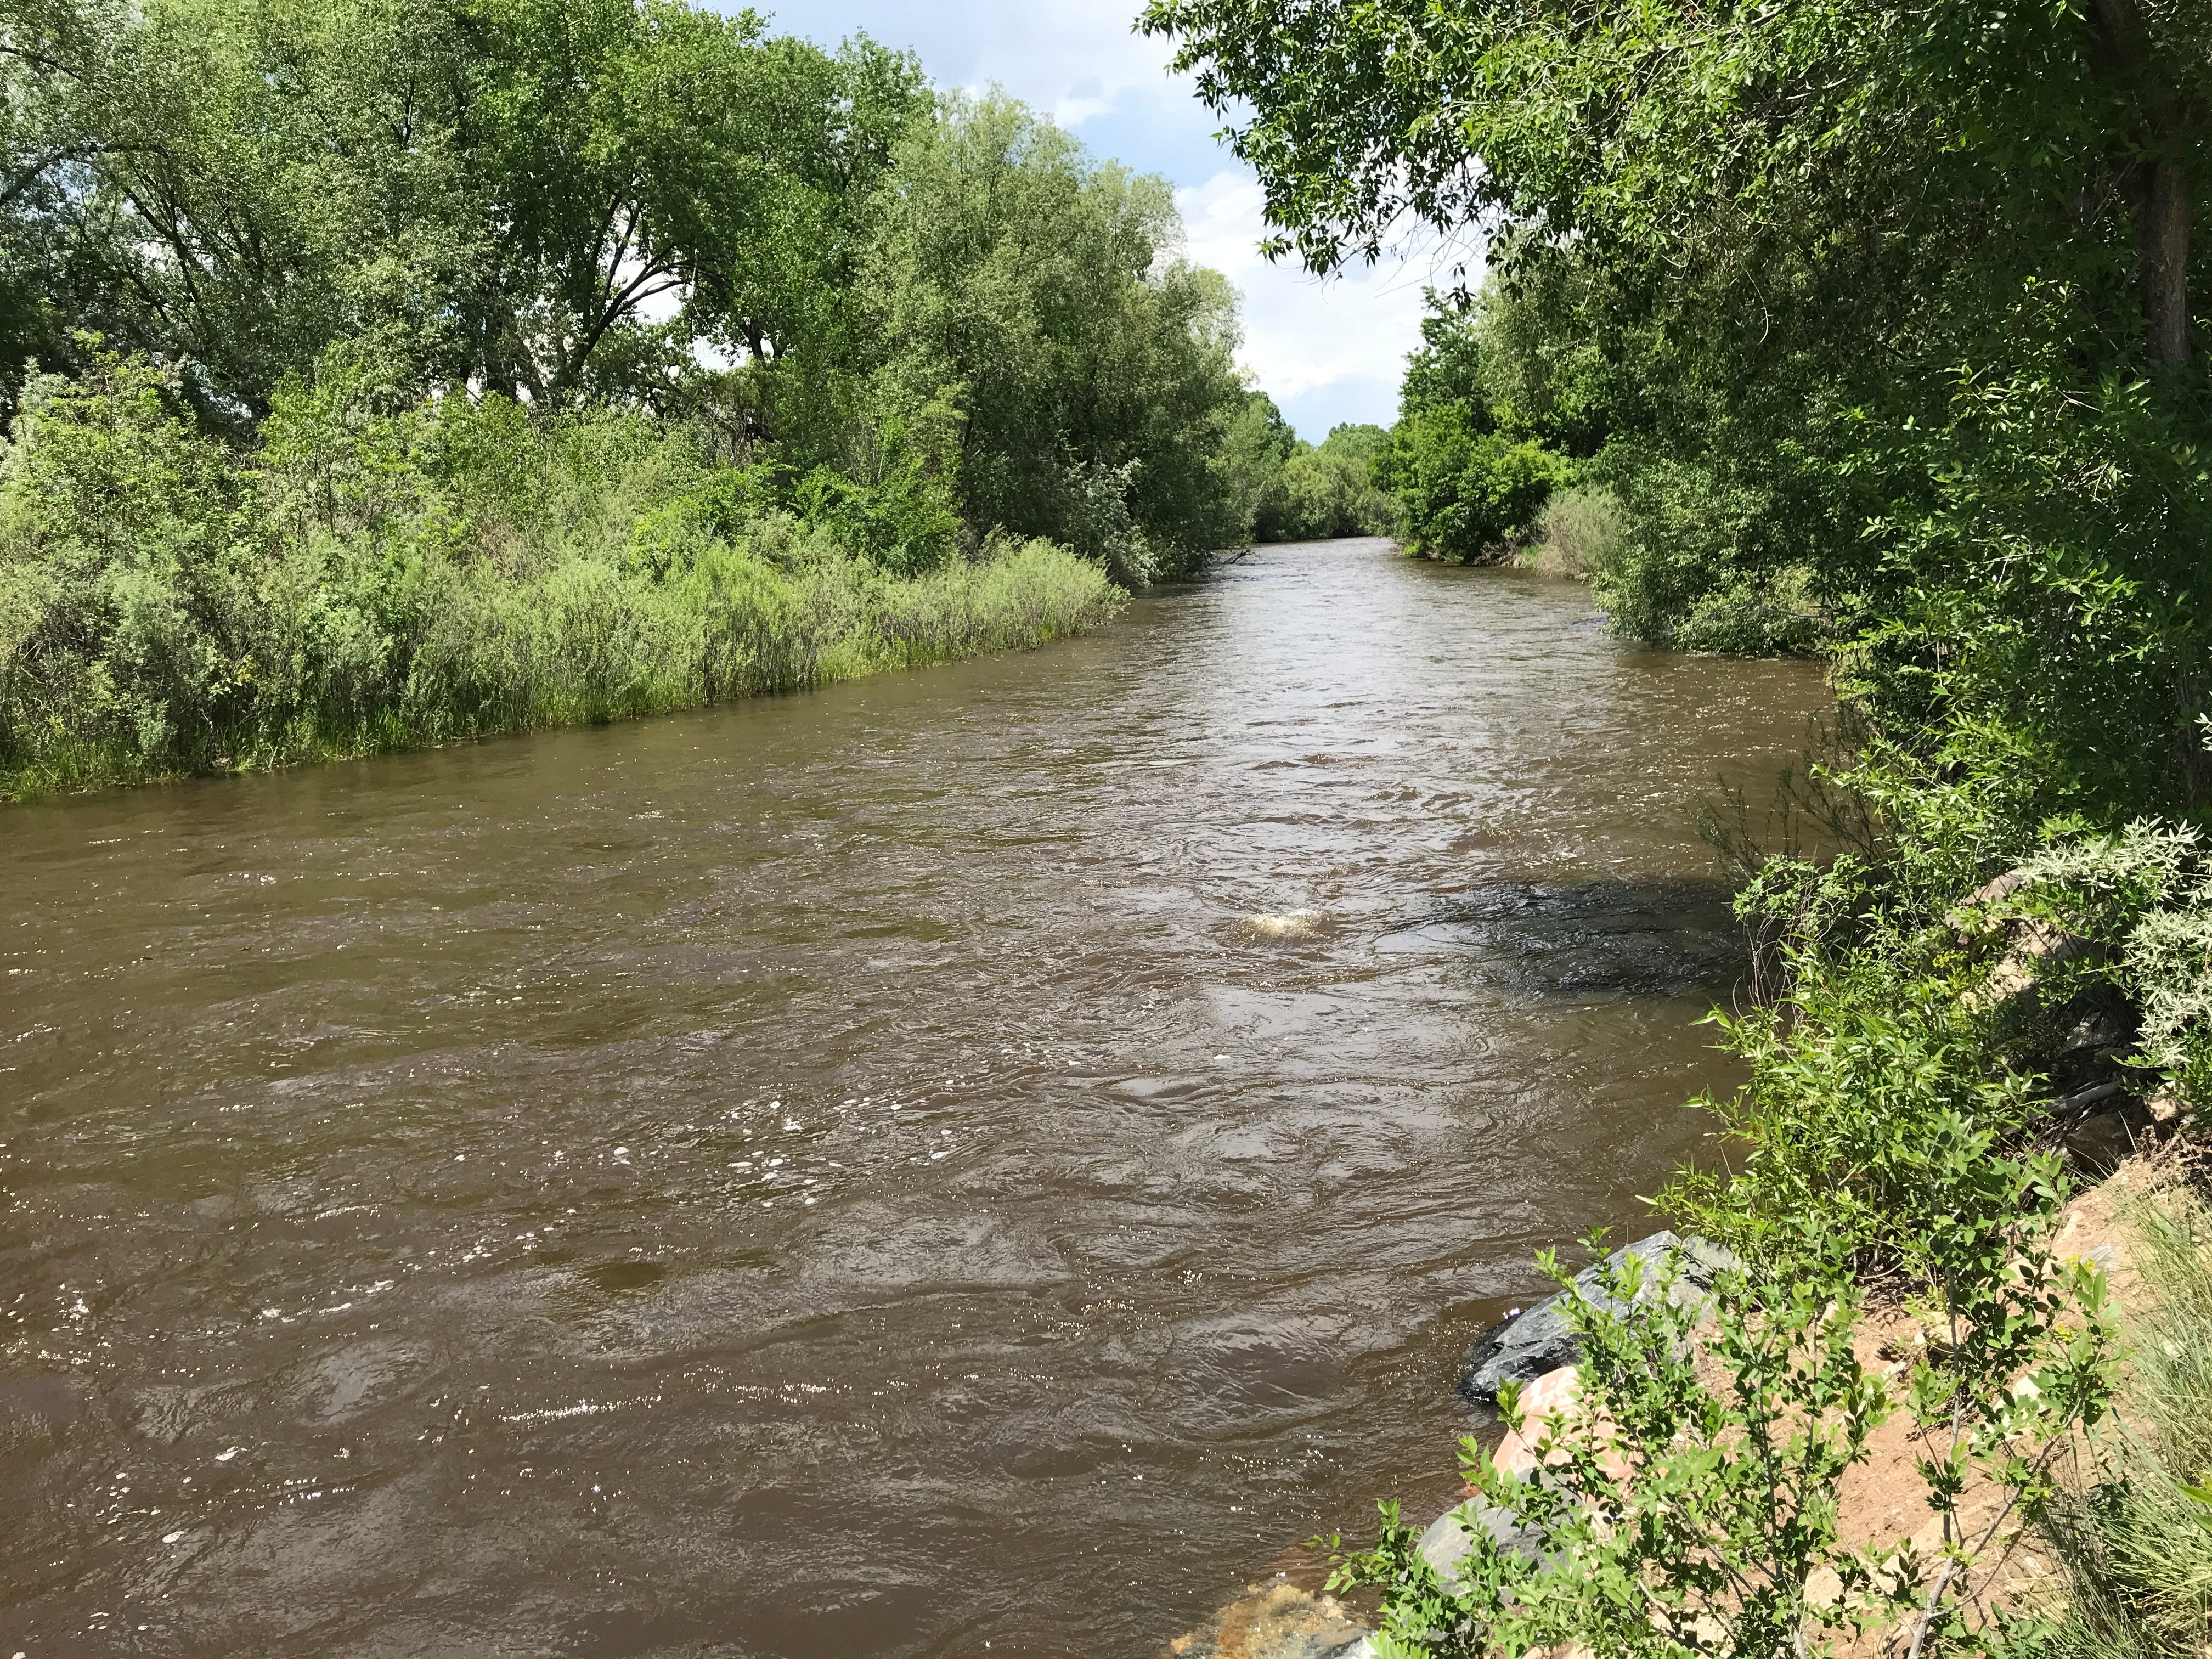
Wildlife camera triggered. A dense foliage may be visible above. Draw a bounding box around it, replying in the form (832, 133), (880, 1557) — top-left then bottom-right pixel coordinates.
(0, 347), (1121, 795)
(1219, 391), (1395, 543)
(0, 0), (1284, 793)
(1372, 402), (1566, 567)
(0, 0), (1263, 567)
(1363, 270), (1606, 568)
(1146, 0), (2212, 820)
(1371, 268), (1831, 648)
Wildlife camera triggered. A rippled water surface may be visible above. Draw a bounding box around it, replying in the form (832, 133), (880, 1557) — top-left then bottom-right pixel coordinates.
(2, 541), (1830, 1657)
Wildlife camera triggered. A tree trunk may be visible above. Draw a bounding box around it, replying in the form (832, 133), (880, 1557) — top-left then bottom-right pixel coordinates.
(2144, 154), (2191, 370)
(2090, 0), (2195, 369)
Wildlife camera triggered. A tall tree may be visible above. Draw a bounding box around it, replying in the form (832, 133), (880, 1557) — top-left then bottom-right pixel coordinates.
(0, 0), (930, 416)
(849, 94), (1246, 557)
(462, 1), (927, 402)
(1142, 0), (2209, 379)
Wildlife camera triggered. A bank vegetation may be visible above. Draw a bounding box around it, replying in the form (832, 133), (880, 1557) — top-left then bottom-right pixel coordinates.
(0, 0), (1306, 799)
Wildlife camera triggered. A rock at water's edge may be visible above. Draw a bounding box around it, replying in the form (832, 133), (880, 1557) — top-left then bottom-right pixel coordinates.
(1168, 1582), (1372, 1658)
(1418, 1365), (1584, 1589)
(1457, 1230), (1733, 1406)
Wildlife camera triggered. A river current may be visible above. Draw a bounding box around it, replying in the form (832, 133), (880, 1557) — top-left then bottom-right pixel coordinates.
(2, 540), (1829, 1657)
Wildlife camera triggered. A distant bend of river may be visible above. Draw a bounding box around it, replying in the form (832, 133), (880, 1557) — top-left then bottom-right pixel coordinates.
(2, 540), (1829, 1657)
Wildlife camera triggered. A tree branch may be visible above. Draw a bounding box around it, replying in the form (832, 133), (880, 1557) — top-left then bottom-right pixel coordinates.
(0, 138), (107, 209)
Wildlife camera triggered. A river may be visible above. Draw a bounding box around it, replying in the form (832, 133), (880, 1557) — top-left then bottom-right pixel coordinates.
(1, 540), (1829, 1657)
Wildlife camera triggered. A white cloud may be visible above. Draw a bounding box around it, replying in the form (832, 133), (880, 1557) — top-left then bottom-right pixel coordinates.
(768, 1), (1175, 109)
(901, 1), (1176, 109)
(1176, 171), (1476, 433)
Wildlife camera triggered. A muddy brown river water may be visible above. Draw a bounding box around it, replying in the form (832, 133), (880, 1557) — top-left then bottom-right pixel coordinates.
(2, 540), (1830, 1658)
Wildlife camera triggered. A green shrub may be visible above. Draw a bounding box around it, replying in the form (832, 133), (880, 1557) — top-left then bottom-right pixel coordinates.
(1333, 1195), (2111, 1659)
(0, 348), (1124, 798)
(1521, 483), (1627, 578)
(788, 383), (968, 577)
(1583, 452), (1829, 654)
(1337, 1237), (1896, 1659)
(1281, 424), (1396, 540)
(1374, 404), (1570, 563)
(1056, 459), (1160, 586)
(1663, 942), (2041, 1271)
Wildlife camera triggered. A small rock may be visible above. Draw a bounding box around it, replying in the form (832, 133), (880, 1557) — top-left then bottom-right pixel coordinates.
(1953, 870), (2030, 917)
(2059, 1008), (2129, 1054)
(1417, 1497), (1551, 1591)
(2064, 1104), (2148, 1175)
(1458, 1232), (1733, 1405)
(1170, 1583), (1372, 1659)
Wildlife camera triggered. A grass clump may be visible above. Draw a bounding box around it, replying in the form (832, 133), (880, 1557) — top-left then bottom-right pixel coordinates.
(0, 349), (1123, 799)
(2038, 1188), (2212, 1659)
(1518, 483), (1626, 579)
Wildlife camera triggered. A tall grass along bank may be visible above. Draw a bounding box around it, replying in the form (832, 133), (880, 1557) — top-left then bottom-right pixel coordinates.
(2041, 1182), (2212, 1659)
(0, 355), (1124, 800)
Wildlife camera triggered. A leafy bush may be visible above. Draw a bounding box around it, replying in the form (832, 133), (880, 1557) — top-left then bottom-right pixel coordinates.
(1664, 943), (2040, 1270)
(1335, 1204), (2111, 1659)
(1583, 451), (1828, 654)
(1054, 459), (1163, 587)
(1520, 483), (1626, 578)
(1847, 348), (2212, 827)
(1373, 404), (1570, 564)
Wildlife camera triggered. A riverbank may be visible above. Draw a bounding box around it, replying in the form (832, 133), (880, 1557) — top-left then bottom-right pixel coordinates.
(1180, 1152), (2188, 1659)
(1262, 815), (2212, 1656)
(0, 356), (1127, 802)
(1, 531), (1124, 801)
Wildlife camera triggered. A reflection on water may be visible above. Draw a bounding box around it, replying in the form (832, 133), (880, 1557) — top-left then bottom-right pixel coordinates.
(0, 540), (1827, 1657)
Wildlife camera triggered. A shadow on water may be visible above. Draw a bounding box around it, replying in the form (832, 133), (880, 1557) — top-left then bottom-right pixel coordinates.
(0, 541), (1830, 1657)
(1381, 877), (1750, 998)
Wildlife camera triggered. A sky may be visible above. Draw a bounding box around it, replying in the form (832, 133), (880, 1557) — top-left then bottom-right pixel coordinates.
(747, 1), (1474, 440)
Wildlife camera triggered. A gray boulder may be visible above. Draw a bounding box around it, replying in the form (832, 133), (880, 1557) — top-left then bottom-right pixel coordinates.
(1457, 1230), (1734, 1406)
(1417, 1497), (1554, 1592)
